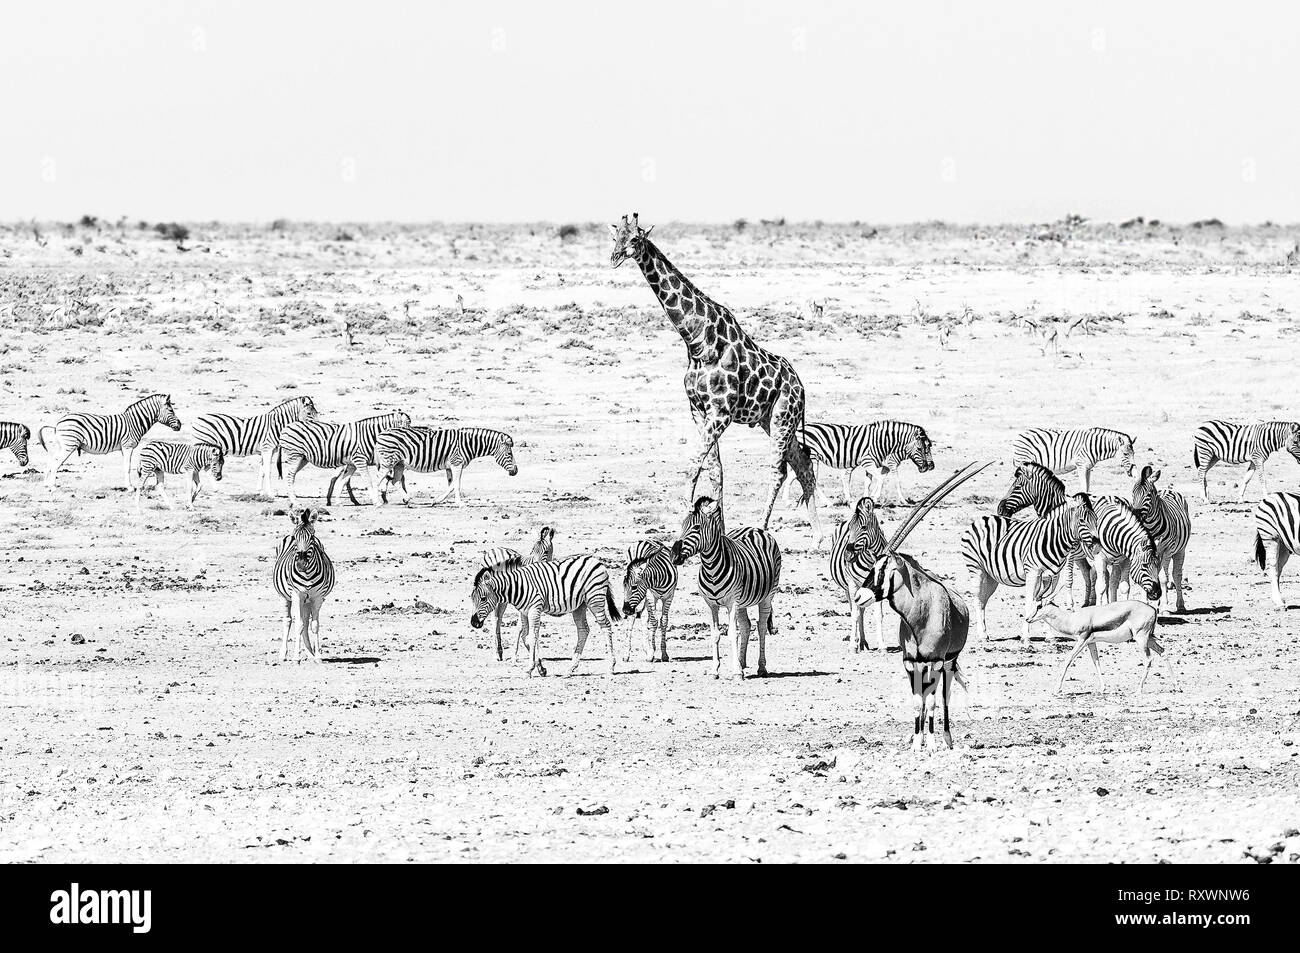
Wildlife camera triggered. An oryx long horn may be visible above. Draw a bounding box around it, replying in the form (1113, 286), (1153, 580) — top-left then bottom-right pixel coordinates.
(886, 460), (994, 553)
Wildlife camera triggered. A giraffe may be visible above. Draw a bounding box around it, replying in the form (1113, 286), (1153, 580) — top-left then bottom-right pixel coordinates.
(609, 212), (818, 535)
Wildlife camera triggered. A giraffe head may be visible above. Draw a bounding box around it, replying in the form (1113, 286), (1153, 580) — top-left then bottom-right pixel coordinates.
(608, 212), (653, 268)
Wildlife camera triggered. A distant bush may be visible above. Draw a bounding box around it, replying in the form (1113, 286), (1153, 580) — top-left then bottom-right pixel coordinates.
(557, 224), (580, 241)
(1191, 218), (1224, 229)
(154, 222), (190, 243)
(271, 219), (289, 232)
(733, 218), (747, 232)
(78, 215), (98, 228)
(333, 229), (355, 241)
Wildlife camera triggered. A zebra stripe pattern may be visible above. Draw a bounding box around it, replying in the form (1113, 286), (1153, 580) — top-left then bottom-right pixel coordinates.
(1011, 427), (1135, 492)
(192, 396), (318, 493)
(800, 420), (935, 511)
(277, 410), (410, 506)
(41, 394), (181, 489)
(621, 540), (679, 663)
(1253, 491), (1300, 609)
(961, 498), (1084, 641)
(1072, 493), (1162, 604)
(135, 441), (225, 512)
(0, 421), (31, 466)
(375, 426), (517, 505)
(1130, 465), (1192, 611)
(671, 497), (781, 678)
(272, 508), (336, 663)
(1192, 420), (1300, 502)
(469, 554), (621, 676)
(828, 497), (888, 652)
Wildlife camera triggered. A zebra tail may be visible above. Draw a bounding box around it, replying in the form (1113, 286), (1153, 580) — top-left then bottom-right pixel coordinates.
(1255, 531), (1267, 571)
(605, 588), (622, 622)
(1192, 442), (1202, 469)
(37, 425), (53, 451)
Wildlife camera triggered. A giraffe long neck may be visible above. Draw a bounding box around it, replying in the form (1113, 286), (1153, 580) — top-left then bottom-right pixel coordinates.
(634, 240), (738, 358)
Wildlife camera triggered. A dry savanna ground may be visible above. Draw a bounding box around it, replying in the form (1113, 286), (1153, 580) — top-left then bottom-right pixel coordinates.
(1, 219), (1299, 863)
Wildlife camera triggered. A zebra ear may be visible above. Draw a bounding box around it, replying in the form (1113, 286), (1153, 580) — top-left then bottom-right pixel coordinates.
(1150, 468), (1161, 483)
(1139, 464), (1152, 482)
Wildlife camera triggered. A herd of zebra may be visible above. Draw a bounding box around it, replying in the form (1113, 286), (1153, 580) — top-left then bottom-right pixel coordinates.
(4, 392), (1300, 726)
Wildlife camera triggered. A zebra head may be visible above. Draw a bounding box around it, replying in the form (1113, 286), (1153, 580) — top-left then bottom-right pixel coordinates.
(998, 463), (1066, 518)
(1070, 492), (1102, 548)
(529, 526), (554, 561)
(493, 433), (519, 476)
(1128, 537), (1162, 603)
(608, 212), (652, 268)
(469, 566), (503, 629)
(847, 497), (885, 558)
(157, 395), (181, 431)
(1285, 423), (1300, 464)
(8, 425), (30, 467)
(622, 556), (652, 616)
(1116, 433), (1136, 476)
(1130, 465), (1162, 524)
(198, 443), (225, 481)
(298, 396), (320, 422)
(287, 508), (319, 560)
(671, 497), (722, 565)
(908, 428), (935, 473)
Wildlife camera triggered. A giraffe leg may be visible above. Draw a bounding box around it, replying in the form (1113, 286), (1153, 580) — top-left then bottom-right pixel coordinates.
(687, 408), (728, 512)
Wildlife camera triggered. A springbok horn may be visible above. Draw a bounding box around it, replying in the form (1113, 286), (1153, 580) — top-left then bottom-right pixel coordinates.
(885, 460), (994, 554)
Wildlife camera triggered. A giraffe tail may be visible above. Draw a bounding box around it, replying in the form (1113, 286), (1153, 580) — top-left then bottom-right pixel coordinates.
(786, 432), (817, 507)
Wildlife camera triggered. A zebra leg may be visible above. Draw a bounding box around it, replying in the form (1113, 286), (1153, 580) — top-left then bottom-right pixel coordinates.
(284, 455), (306, 508)
(591, 598), (617, 674)
(293, 594), (308, 664)
(706, 602), (724, 678)
(1198, 460), (1213, 503)
(841, 467), (854, 505)
(278, 598), (293, 663)
(45, 442), (75, 488)
(848, 581), (865, 652)
(121, 447), (135, 489)
(1239, 460), (1260, 503)
(1022, 571), (1041, 643)
(527, 609), (546, 676)
(259, 448), (272, 495)
(134, 473), (149, 514)
(493, 604), (505, 661)
(187, 471), (200, 508)
(157, 474), (177, 510)
(454, 466), (467, 505)
(657, 592), (672, 662)
(974, 571), (997, 643)
(623, 602), (639, 663)
(1170, 550), (1187, 612)
(434, 468), (454, 504)
(310, 594), (324, 658)
(1079, 463), (1092, 494)
(566, 609), (591, 676)
(1270, 545), (1289, 609)
(756, 598), (772, 676)
(730, 604), (750, 678)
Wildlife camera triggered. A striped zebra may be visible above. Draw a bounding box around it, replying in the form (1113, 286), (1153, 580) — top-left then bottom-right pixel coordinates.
(277, 410), (410, 507)
(1130, 465), (1192, 611)
(192, 395), (318, 494)
(828, 496), (889, 653)
(469, 553), (621, 677)
(621, 540), (679, 663)
(997, 462), (1099, 605)
(1072, 493), (1162, 605)
(478, 527), (556, 661)
(800, 420), (935, 516)
(960, 497), (1085, 643)
(375, 426), (518, 505)
(39, 393), (181, 489)
(0, 421), (31, 467)
(1253, 492), (1300, 609)
(134, 441), (225, 513)
(272, 508), (336, 664)
(1192, 420), (1300, 502)
(1011, 427), (1135, 492)
(670, 497), (782, 679)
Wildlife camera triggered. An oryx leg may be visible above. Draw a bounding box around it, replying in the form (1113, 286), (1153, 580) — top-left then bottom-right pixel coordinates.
(923, 665), (941, 751)
(909, 662), (924, 752)
(940, 661), (955, 749)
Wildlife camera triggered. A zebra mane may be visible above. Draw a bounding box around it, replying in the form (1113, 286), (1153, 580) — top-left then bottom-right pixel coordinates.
(1091, 426), (1132, 444)
(472, 565), (503, 588)
(129, 393), (168, 409)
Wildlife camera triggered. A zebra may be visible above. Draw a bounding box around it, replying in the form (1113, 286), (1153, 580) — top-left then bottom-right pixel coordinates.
(0, 421), (31, 467)
(960, 497), (1085, 643)
(1010, 427), (1135, 492)
(272, 508), (336, 664)
(375, 426), (518, 505)
(469, 553), (621, 677)
(828, 496), (889, 653)
(800, 419), (935, 512)
(276, 410), (410, 507)
(670, 497), (782, 679)
(192, 395), (318, 494)
(1253, 492), (1300, 609)
(478, 527), (556, 661)
(134, 441), (225, 513)
(1072, 492), (1162, 606)
(1130, 465), (1192, 611)
(621, 540), (679, 663)
(39, 393), (181, 489)
(1192, 420), (1300, 502)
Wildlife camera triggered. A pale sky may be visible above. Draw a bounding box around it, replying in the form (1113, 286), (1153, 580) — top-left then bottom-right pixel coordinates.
(2, 1), (1296, 223)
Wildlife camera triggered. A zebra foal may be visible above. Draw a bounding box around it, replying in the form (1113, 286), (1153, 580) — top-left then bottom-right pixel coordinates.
(828, 496), (889, 652)
(479, 527), (556, 660)
(1011, 427), (1134, 492)
(277, 410), (410, 507)
(40, 393), (181, 489)
(1254, 492), (1300, 609)
(272, 508), (336, 663)
(671, 497), (782, 679)
(621, 540), (679, 663)
(192, 395), (318, 494)
(135, 441), (225, 512)
(1192, 420), (1300, 502)
(375, 426), (518, 505)
(469, 552), (621, 676)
